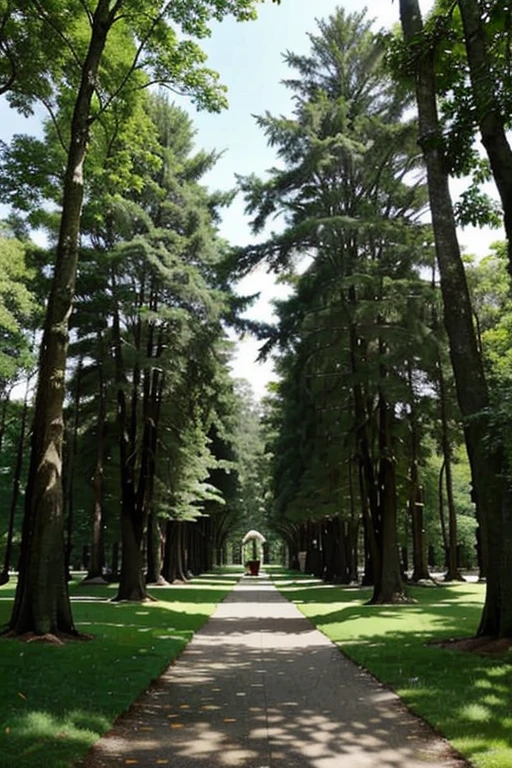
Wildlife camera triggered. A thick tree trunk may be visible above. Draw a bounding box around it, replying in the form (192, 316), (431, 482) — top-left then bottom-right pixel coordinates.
(9, 1), (115, 635)
(146, 512), (165, 584)
(323, 518), (349, 584)
(399, 0), (508, 637)
(163, 520), (188, 583)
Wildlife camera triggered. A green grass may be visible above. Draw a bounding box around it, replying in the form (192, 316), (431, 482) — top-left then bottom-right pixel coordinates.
(0, 569), (240, 768)
(271, 569), (512, 768)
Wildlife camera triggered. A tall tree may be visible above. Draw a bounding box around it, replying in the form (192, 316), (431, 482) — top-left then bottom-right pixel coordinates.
(6, 0), (283, 636)
(236, 8), (431, 602)
(398, 0), (512, 637)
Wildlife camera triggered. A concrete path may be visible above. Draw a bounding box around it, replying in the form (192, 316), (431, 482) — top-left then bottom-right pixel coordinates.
(79, 574), (469, 768)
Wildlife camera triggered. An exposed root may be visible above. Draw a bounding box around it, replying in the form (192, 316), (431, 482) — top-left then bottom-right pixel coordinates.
(80, 576), (109, 585)
(145, 576), (172, 587)
(431, 636), (512, 656)
(2, 630), (94, 644)
(366, 592), (417, 606)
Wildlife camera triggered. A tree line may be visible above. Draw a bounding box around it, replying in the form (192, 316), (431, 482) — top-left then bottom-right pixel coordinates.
(236, 2), (512, 640)
(0, 0), (280, 638)
(1, 0), (512, 644)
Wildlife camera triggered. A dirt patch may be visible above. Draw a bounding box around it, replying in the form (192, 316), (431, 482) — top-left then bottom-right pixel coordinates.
(431, 635), (512, 657)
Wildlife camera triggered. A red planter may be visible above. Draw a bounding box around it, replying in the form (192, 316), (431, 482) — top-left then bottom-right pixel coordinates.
(247, 560), (261, 576)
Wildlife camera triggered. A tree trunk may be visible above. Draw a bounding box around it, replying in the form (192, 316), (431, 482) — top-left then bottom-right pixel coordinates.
(0, 387), (12, 459)
(408, 361), (429, 581)
(399, 0), (508, 637)
(369, 389), (406, 604)
(437, 356), (462, 581)
(0, 383), (30, 584)
(84, 352), (107, 582)
(350, 316), (380, 586)
(9, 1), (116, 635)
(163, 520), (188, 583)
(146, 512), (166, 584)
(346, 460), (360, 583)
(111, 270), (148, 602)
(438, 459), (448, 566)
(64, 359), (83, 578)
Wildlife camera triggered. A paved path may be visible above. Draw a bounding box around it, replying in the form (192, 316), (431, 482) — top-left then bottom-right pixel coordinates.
(79, 574), (469, 768)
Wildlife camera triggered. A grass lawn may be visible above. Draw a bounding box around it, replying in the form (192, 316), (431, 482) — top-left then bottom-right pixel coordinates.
(0, 569), (240, 768)
(271, 569), (512, 768)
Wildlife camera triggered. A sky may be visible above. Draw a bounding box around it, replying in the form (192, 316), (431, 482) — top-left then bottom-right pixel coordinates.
(0, 0), (501, 399)
(184, 0), (501, 398)
(188, 0), (434, 398)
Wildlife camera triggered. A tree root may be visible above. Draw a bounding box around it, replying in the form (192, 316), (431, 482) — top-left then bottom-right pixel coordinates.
(430, 635), (512, 656)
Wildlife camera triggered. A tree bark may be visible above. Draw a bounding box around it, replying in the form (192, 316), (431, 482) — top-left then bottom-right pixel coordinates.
(64, 359), (82, 578)
(163, 520), (188, 583)
(111, 270), (147, 602)
(84, 350), (107, 582)
(437, 355), (462, 581)
(399, 0), (508, 636)
(369, 387), (407, 603)
(407, 361), (429, 581)
(9, 0), (117, 635)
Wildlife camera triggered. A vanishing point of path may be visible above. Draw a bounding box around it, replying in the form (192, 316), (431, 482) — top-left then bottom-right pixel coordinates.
(79, 574), (470, 768)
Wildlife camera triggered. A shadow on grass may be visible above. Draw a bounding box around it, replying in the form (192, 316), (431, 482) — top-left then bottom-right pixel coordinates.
(0, 572), (239, 768)
(271, 572), (512, 768)
(336, 626), (512, 766)
(76, 575), (471, 768)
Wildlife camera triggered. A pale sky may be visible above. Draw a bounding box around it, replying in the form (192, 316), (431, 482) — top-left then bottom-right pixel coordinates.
(191, 1), (424, 398)
(0, 0), (500, 400)
(188, 0), (498, 399)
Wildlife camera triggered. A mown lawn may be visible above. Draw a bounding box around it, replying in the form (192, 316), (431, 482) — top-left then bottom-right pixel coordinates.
(272, 569), (512, 768)
(0, 570), (239, 768)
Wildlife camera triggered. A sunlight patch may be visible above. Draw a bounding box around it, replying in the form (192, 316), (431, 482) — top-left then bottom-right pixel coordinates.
(459, 702), (492, 722)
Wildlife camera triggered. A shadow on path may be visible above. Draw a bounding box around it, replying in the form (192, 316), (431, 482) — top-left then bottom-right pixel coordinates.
(77, 575), (470, 768)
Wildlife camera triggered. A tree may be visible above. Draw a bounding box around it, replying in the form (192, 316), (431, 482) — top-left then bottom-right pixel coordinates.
(6, 0), (283, 637)
(398, 0), (512, 638)
(236, 8), (432, 602)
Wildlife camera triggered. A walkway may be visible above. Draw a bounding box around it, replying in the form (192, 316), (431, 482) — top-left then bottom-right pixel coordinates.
(79, 574), (469, 768)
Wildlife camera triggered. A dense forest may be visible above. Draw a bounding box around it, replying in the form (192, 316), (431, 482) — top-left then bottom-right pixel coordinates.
(0, 0), (512, 641)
